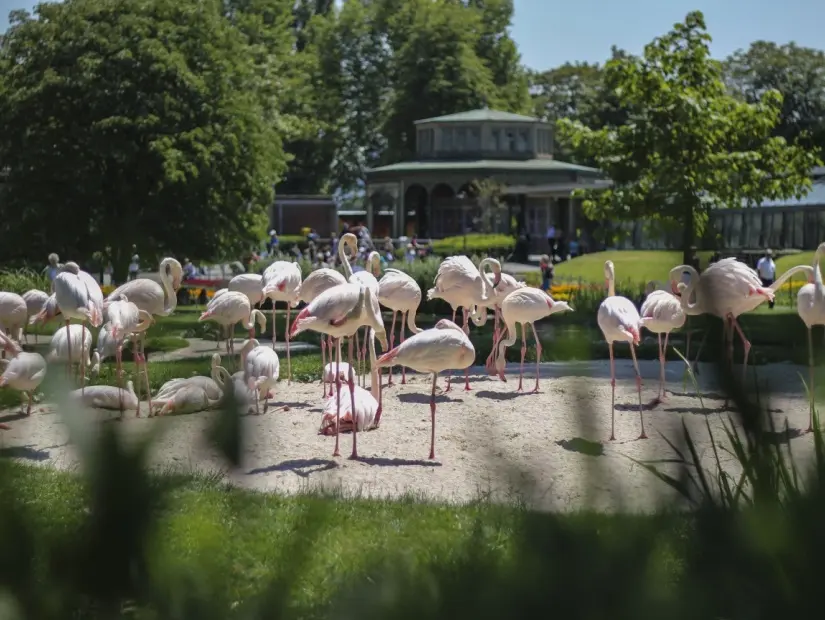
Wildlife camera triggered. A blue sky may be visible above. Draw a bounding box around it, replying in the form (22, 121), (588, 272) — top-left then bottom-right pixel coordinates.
(1, 0), (821, 71)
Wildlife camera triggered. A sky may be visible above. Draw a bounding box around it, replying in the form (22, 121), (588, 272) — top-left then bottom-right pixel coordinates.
(0, 0), (821, 71)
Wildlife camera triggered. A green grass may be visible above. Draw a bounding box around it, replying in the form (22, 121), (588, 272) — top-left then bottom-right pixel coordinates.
(776, 250), (815, 275)
(0, 461), (688, 617)
(553, 250), (714, 283)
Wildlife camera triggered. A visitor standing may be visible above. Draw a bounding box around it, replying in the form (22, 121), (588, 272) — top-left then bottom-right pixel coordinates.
(43, 253), (62, 293)
(756, 248), (777, 309)
(128, 255), (140, 281)
(540, 255), (554, 292)
(546, 224), (556, 253)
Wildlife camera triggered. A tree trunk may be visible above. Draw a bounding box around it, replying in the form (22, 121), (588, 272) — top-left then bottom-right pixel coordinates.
(681, 202), (695, 266)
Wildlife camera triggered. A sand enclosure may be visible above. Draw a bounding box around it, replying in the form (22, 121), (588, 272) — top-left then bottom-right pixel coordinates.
(0, 359), (817, 512)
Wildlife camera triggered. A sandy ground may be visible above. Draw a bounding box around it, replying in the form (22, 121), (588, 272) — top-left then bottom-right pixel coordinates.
(0, 359), (817, 512)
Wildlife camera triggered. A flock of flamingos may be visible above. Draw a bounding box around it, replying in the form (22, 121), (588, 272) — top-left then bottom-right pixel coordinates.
(0, 235), (824, 461)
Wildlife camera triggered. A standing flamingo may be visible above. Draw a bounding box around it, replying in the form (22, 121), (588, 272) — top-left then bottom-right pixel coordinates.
(349, 251), (381, 386)
(261, 261), (302, 383)
(107, 297), (154, 415)
(54, 262), (104, 393)
(241, 338), (281, 414)
(494, 288), (573, 391)
(290, 282), (387, 459)
(789, 243), (825, 431)
(47, 324), (97, 380)
(0, 292), (28, 352)
(0, 331), (47, 415)
(639, 281), (686, 402)
(21, 289), (49, 344)
(427, 256), (501, 390)
(228, 273), (264, 307)
(670, 258), (812, 383)
(473, 272), (527, 373)
(375, 319), (475, 460)
(299, 235), (358, 398)
(598, 260), (646, 442)
(198, 291), (266, 359)
(378, 268), (423, 386)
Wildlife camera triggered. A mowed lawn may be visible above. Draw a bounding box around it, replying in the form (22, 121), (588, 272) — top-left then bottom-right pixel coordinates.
(553, 251), (713, 283)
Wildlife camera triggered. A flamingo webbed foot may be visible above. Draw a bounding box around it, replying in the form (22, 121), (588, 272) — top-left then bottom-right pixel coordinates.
(638, 432), (649, 440)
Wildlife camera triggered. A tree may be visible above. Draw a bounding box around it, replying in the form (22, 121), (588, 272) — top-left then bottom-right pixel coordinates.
(0, 0), (288, 273)
(724, 41), (825, 153)
(556, 11), (822, 263)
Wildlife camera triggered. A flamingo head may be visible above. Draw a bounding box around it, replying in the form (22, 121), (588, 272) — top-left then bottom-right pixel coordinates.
(670, 279), (681, 295)
(0, 333), (21, 356)
(547, 299), (574, 314)
(61, 261), (80, 274)
(163, 258), (183, 291)
(603, 260), (614, 283)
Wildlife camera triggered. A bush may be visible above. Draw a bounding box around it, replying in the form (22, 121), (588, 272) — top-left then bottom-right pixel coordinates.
(0, 268), (50, 294)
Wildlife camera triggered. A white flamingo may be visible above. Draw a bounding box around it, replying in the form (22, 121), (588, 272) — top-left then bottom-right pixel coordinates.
(426, 256), (501, 390)
(261, 261), (302, 383)
(198, 291), (266, 358)
(107, 297), (154, 415)
(377, 267), (423, 386)
(320, 328), (382, 436)
(349, 250), (382, 386)
(68, 381), (139, 415)
(375, 319), (475, 460)
(0, 331), (47, 415)
(54, 262), (104, 392)
(598, 260), (646, 442)
(29, 293), (62, 332)
(475, 272), (528, 373)
(640, 281), (686, 402)
(670, 258), (812, 383)
(228, 273), (264, 307)
(494, 288), (573, 392)
(106, 257), (182, 367)
(792, 243), (825, 431)
(290, 282), (387, 459)
(21, 289), (49, 344)
(211, 363), (255, 413)
(0, 292), (28, 350)
(47, 324), (98, 381)
(239, 338), (281, 414)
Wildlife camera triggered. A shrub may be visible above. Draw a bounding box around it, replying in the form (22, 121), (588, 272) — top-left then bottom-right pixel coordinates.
(0, 268), (50, 294)
(429, 234), (514, 256)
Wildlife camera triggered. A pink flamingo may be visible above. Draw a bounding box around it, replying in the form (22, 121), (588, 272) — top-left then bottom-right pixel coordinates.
(0, 331), (46, 416)
(598, 260), (645, 442)
(473, 272), (527, 373)
(349, 251), (381, 387)
(21, 289), (49, 344)
(377, 267), (423, 386)
(198, 291), (266, 360)
(261, 261), (302, 383)
(107, 297), (154, 416)
(375, 319), (475, 460)
(494, 288), (573, 391)
(639, 282), (686, 402)
(290, 282), (387, 459)
(426, 256), (501, 391)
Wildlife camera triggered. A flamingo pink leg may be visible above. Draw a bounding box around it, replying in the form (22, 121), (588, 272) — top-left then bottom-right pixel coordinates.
(387, 311), (397, 386)
(486, 307), (501, 372)
(629, 343), (647, 439)
(429, 372), (438, 459)
(374, 367), (384, 426)
(401, 312), (408, 384)
(286, 304), (292, 384)
(354, 329), (362, 387)
(517, 323), (526, 392)
(462, 308), (471, 391)
(361, 326), (368, 388)
(661, 332), (670, 400)
(327, 336), (335, 396)
(656, 333), (664, 400)
(116, 344), (125, 418)
(271, 302), (277, 350)
(333, 337), (342, 457)
(348, 363), (359, 459)
(807, 327), (815, 432)
(530, 322), (541, 393)
(321, 337), (327, 398)
(608, 342), (616, 442)
(63, 320), (72, 383)
(446, 308), (457, 392)
(80, 323), (88, 394)
(730, 317), (751, 385)
(140, 334), (152, 415)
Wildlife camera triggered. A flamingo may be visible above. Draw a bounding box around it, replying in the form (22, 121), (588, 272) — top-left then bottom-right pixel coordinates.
(670, 258), (812, 383)
(639, 281), (686, 402)
(107, 297), (154, 415)
(377, 267), (423, 386)
(236, 337), (281, 414)
(198, 291), (266, 358)
(29, 293), (62, 332)
(261, 261), (302, 383)
(790, 243), (825, 431)
(211, 362), (255, 413)
(47, 324), (98, 381)
(320, 328), (382, 436)
(21, 289), (49, 344)
(68, 381), (139, 414)
(475, 272), (527, 373)
(426, 256), (501, 390)
(105, 257), (182, 375)
(0, 331), (47, 415)
(349, 251), (381, 386)
(228, 273), (264, 307)
(323, 361), (353, 388)
(290, 282), (387, 459)
(375, 319), (475, 460)
(154, 353), (223, 402)
(0, 292), (28, 352)
(494, 288), (573, 392)
(54, 262), (104, 393)
(598, 260), (646, 442)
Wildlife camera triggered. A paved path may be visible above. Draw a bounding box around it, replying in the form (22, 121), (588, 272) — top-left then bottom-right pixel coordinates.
(149, 338), (318, 362)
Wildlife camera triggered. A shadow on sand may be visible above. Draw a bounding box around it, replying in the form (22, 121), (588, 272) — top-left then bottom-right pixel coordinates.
(247, 458), (338, 477)
(556, 437), (605, 457)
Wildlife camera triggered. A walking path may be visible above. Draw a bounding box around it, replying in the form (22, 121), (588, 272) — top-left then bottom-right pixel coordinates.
(149, 338), (318, 362)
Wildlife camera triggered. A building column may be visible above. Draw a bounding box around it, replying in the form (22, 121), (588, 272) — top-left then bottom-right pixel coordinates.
(394, 181), (404, 238)
(568, 197), (575, 236)
(366, 192), (374, 232)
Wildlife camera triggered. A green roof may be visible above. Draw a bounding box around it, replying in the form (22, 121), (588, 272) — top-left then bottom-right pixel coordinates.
(366, 158), (598, 175)
(414, 109), (539, 124)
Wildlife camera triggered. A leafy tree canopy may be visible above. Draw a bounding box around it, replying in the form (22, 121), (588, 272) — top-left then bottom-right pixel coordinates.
(556, 11), (823, 261)
(0, 0), (288, 271)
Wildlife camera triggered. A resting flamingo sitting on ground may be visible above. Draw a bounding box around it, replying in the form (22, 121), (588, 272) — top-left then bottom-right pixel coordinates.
(639, 280), (686, 402)
(68, 381), (139, 416)
(320, 328), (382, 436)
(598, 260), (646, 442)
(494, 288), (573, 392)
(378, 267), (423, 386)
(261, 261), (302, 383)
(427, 256), (501, 391)
(0, 331), (47, 415)
(290, 282), (387, 459)
(375, 319), (475, 460)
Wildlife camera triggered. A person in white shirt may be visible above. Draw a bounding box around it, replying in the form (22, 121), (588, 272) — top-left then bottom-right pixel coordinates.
(756, 248), (776, 309)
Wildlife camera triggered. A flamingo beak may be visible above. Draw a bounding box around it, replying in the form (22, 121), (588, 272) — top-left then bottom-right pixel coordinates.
(670, 280), (680, 295)
(173, 277), (182, 291)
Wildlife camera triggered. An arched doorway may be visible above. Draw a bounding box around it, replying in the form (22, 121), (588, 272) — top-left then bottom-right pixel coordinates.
(430, 184), (456, 237)
(404, 184), (428, 237)
(369, 190), (395, 239)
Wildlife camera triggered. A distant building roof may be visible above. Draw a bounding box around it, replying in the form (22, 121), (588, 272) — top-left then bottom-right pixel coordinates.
(414, 109), (540, 125)
(367, 158), (598, 175)
(747, 178), (825, 208)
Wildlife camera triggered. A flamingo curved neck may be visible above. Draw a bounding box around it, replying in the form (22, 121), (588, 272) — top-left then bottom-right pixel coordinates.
(368, 251), (381, 276)
(676, 266), (700, 312)
(339, 237), (355, 280)
(477, 258), (500, 299)
(771, 264), (814, 291)
(368, 328), (380, 401)
(606, 270), (616, 298)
